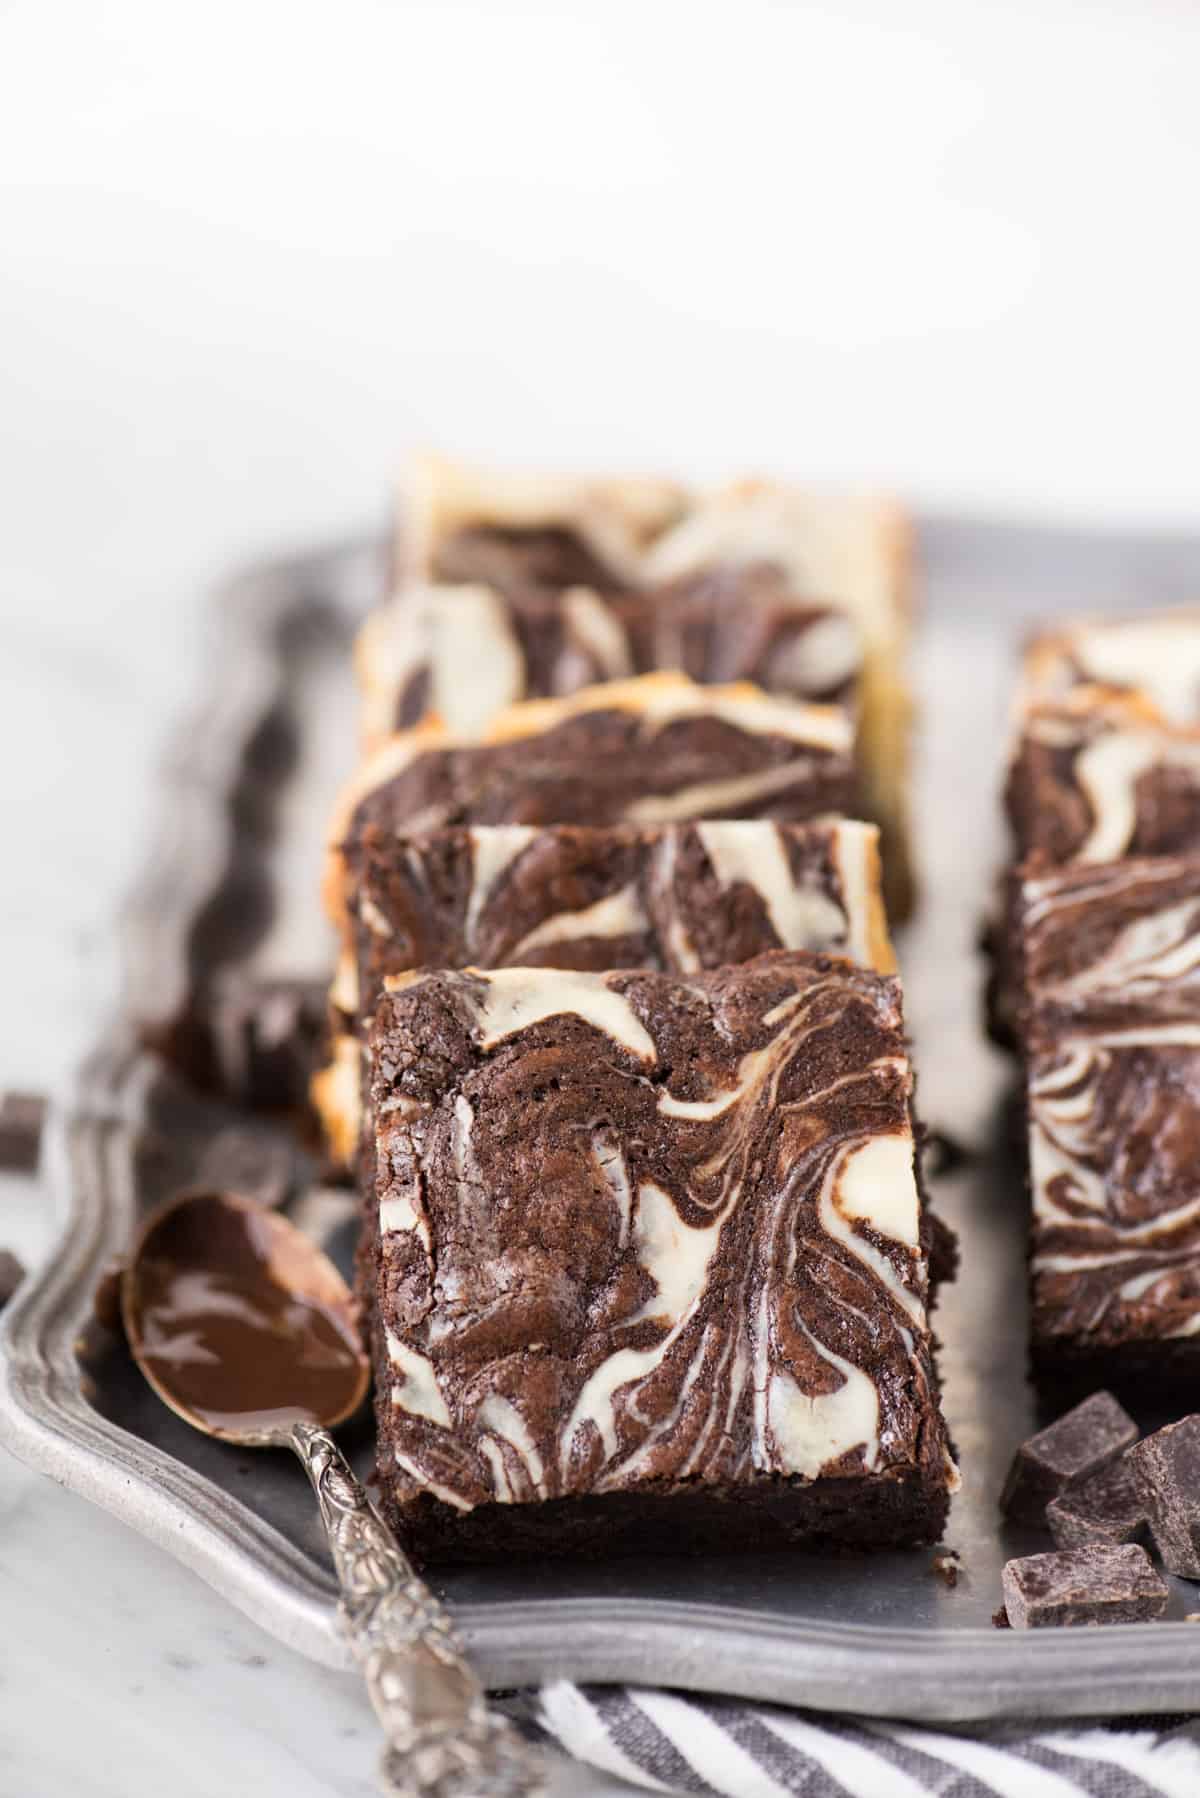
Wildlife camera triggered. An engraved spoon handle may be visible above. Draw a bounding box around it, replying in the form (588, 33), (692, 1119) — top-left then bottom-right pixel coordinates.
(291, 1422), (545, 1798)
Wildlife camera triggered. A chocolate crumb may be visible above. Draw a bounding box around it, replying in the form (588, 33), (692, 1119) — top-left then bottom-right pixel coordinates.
(91, 1258), (126, 1334)
(992, 1606), (1011, 1629)
(931, 1550), (961, 1589)
(923, 1128), (971, 1178)
(0, 1248), (27, 1307)
(0, 1092), (46, 1173)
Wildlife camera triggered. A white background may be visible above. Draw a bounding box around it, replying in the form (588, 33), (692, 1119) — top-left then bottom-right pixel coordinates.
(3, 0), (1200, 1093)
(1, 2), (1199, 1792)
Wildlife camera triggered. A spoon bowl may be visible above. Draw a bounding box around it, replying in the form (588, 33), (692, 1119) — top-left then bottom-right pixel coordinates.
(122, 1189), (369, 1444)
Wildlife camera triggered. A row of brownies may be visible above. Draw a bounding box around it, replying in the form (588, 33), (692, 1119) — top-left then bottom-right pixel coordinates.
(315, 456), (959, 1562)
(994, 608), (1200, 1389)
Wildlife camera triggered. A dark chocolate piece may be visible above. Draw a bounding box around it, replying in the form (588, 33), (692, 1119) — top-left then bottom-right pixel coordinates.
(364, 952), (956, 1562)
(175, 976), (330, 1113)
(1002, 1544), (1168, 1629)
(1001, 1392), (1137, 1524)
(206, 976), (329, 1112)
(1128, 1416), (1200, 1578)
(922, 1129), (971, 1179)
(1045, 1457), (1148, 1550)
(0, 1091), (46, 1173)
(0, 1248), (26, 1308)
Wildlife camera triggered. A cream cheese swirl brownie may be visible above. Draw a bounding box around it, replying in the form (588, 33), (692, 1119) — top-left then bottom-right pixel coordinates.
(343, 818), (893, 1025)
(365, 953), (957, 1561)
(357, 571), (860, 748)
(325, 674), (856, 922)
(1014, 856), (1200, 1386)
(989, 679), (1200, 1048)
(1020, 607), (1200, 726)
(373, 454), (914, 916)
(1006, 690), (1200, 867)
(315, 819), (895, 1168)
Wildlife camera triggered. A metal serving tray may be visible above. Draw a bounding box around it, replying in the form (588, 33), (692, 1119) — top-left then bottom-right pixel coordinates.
(5, 518), (1200, 1723)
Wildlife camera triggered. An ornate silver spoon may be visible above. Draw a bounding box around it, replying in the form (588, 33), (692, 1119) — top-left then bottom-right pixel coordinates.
(122, 1189), (545, 1798)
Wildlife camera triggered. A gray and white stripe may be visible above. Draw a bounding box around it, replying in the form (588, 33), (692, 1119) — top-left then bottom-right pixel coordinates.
(536, 1684), (1200, 1797)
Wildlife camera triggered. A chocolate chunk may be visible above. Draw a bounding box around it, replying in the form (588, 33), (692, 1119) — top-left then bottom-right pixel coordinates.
(1002, 1544), (1169, 1629)
(1001, 1392), (1138, 1524)
(0, 1248), (27, 1307)
(1128, 1415), (1200, 1578)
(91, 1259), (126, 1335)
(1046, 1457), (1148, 1550)
(0, 1092), (46, 1172)
(204, 976), (329, 1112)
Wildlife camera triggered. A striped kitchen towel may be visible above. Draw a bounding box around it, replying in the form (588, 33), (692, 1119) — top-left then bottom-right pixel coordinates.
(535, 1683), (1200, 1796)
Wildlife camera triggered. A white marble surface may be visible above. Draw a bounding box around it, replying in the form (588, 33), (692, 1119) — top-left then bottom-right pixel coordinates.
(3, 1), (1200, 1789)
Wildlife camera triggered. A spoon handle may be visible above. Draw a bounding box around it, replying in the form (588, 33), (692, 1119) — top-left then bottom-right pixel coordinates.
(291, 1422), (545, 1798)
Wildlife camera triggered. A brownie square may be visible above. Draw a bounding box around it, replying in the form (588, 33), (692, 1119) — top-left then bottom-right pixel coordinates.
(1016, 857), (1200, 1382)
(361, 568), (860, 740)
(1006, 693), (1200, 867)
(1021, 607), (1200, 726)
(327, 673), (857, 922)
(319, 818), (894, 1176)
(1016, 854), (1200, 1037)
(989, 690), (1200, 1049)
(364, 952), (956, 1562)
(380, 455), (915, 919)
(344, 818), (894, 1028)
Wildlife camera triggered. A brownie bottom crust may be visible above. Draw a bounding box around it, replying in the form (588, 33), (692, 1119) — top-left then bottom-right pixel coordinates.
(1031, 1338), (1200, 1407)
(375, 1464), (950, 1566)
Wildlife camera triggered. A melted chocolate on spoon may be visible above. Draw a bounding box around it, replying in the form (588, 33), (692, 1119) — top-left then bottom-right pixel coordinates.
(127, 1192), (365, 1438)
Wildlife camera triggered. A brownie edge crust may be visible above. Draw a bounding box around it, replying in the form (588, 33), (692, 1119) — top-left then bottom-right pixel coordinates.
(365, 953), (957, 1563)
